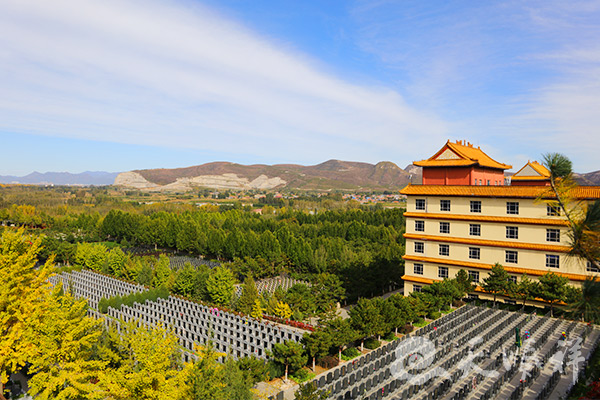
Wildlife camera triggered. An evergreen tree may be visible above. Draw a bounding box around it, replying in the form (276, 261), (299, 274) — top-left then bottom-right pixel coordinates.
(294, 381), (330, 400)
(482, 263), (510, 305)
(349, 298), (385, 350)
(537, 272), (569, 317)
(455, 269), (476, 297)
(206, 266), (236, 306)
(269, 341), (307, 382)
(511, 274), (538, 308)
(302, 329), (332, 371)
(237, 275), (259, 315)
(152, 254), (171, 288)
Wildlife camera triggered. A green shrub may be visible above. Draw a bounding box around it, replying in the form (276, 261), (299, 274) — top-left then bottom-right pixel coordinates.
(414, 317), (425, 325)
(428, 311), (442, 320)
(364, 338), (381, 350)
(290, 368), (313, 383)
(383, 332), (396, 341)
(441, 304), (451, 312)
(98, 297), (108, 314)
(340, 347), (360, 361)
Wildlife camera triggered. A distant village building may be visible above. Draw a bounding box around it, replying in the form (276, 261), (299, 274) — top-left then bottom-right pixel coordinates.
(401, 140), (600, 301)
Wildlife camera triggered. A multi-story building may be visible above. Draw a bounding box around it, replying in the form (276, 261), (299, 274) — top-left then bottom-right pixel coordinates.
(401, 140), (600, 301)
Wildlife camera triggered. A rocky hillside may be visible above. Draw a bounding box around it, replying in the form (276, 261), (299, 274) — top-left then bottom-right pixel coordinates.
(114, 160), (413, 192)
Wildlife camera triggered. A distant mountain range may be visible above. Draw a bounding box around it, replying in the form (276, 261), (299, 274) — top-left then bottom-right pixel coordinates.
(0, 171), (119, 186)
(1, 162), (599, 190)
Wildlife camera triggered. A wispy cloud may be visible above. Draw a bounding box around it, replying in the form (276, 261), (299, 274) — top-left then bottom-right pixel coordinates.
(348, 0), (600, 172)
(0, 0), (447, 166)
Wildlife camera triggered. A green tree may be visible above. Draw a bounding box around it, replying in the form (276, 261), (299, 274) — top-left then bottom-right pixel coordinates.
(152, 254), (172, 288)
(511, 274), (538, 308)
(323, 316), (358, 360)
(136, 262), (153, 286)
(269, 341), (307, 382)
(537, 272), (569, 317)
(237, 275), (259, 315)
(294, 381), (330, 400)
(313, 273), (346, 313)
(206, 266), (236, 306)
(0, 229), (53, 393)
(173, 263), (196, 297)
(302, 329), (332, 371)
(349, 298), (384, 350)
(74, 242), (107, 271)
(106, 247), (127, 277)
(566, 277), (600, 323)
(482, 263), (510, 305)
(455, 269), (476, 297)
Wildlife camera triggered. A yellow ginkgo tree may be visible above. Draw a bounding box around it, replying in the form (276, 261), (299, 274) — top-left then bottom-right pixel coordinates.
(0, 229), (53, 394)
(26, 284), (106, 400)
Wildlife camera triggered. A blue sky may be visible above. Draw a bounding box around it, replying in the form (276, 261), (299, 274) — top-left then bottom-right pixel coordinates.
(1, 0), (600, 175)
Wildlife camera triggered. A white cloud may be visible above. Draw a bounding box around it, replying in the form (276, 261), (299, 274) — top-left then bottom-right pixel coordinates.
(0, 0), (447, 166)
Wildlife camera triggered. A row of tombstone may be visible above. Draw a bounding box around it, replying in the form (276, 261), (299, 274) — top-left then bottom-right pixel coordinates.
(51, 269), (305, 362)
(49, 269), (147, 309)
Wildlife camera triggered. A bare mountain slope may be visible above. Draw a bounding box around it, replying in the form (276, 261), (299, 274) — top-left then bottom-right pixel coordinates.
(114, 160), (412, 191)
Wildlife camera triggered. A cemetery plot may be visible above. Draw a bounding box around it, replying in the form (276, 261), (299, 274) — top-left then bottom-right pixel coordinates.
(293, 305), (599, 400)
(50, 269), (305, 362)
(234, 275), (310, 298)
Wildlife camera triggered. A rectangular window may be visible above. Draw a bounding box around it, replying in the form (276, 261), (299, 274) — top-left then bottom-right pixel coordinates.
(415, 199), (426, 211)
(439, 244), (449, 256)
(507, 202), (519, 215)
(587, 261), (600, 273)
(508, 276), (517, 284)
(415, 220), (425, 232)
(438, 266), (448, 279)
(468, 271), (479, 283)
(469, 224), (481, 236)
(413, 263), (424, 275)
(413, 285), (422, 293)
(546, 229), (560, 242)
(487, 180), (490, 186)
(470, 201), (481, 213)
(469, 247), (480, 260)
(414, 242), (424, 254)
(547, 204), (560, 216)
(439, 222), (450, 234)
(505, 250), (518, 264)
(506, 226), (519, 239)
(546, 254), (560, 268)
(440, 200), (451, 211)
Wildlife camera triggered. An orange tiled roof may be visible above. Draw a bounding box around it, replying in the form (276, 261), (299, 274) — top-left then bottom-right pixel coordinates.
(403, 212), (569, 226)
(413, 140), (512, 170)
(402, 255), (593, 281)
(404, 233), (571, 252)
(511, 161), (551, 181)
(400, 185), (600, 199)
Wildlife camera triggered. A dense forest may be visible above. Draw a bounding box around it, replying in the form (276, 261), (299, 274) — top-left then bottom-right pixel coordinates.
(0, 186), (405, 301)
